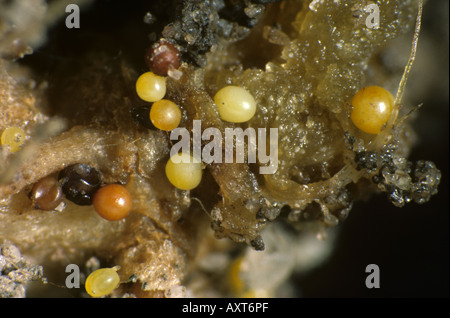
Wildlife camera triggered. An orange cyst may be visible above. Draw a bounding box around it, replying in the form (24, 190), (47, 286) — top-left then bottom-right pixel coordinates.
(150, 99), (181, 131)
(350, 86), (394, 134)
(92, 184), (132, 221)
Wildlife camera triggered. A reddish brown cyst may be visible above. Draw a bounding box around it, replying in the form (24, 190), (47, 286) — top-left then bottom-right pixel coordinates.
(145, 39), (180, 76)
(92, 184), (132, 221)
(31, 176), (63, 210)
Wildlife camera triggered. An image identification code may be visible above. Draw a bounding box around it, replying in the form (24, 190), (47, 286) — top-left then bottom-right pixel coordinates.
(182, 302), (269, 315)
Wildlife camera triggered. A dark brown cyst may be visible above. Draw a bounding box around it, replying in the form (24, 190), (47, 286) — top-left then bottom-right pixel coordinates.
(145, 39), (180, 76)
(58, 163), (102, 205)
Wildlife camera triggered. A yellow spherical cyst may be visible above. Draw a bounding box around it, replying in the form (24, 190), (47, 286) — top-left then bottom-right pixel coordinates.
(165, 153), (202, 190)
(350, 86), (395, 134)
(85, 268), (120, 298)
(150, 99), (182, 131)
(1, 127), (26, 153)
(214, 85), (256, 123)
(136, 72), (166, 102)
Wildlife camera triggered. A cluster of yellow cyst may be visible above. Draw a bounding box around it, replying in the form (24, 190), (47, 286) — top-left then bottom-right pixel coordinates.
(136, 71), (260, 191)
(19, 78), (396, 298)
(135, 72), (181, 131)
(136, 75), (393, 192)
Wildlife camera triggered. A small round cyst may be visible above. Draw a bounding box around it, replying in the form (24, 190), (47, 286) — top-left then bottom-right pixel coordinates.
(1, 127), (26, 152)
(150, 99), (182, 131)
(85, 267), (120, 298)
(350, 86), (395, 134)
(145, 40), (180, 76)
(31, 176), (63, 210)
(214, 85), (256, 123)
(136, 72), (166, 102)
(92, 184), (132, 221)
(165, 153), (203, 190)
